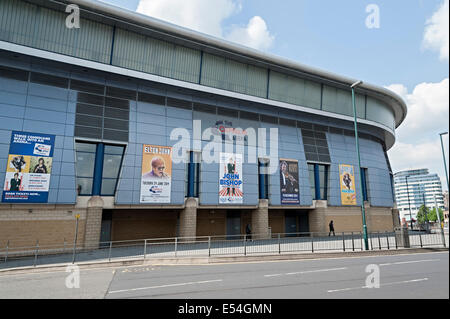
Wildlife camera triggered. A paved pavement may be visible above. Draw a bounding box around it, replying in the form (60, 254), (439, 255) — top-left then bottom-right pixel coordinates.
(1, 232), (447, 270)
(0, 251), (447, 299)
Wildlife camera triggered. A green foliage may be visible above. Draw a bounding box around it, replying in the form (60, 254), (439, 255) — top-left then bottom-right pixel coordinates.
(416, 205), (430, 224)
(428, 207), (444, 222)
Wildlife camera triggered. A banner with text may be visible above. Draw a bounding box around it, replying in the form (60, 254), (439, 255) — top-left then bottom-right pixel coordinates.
(140, 145), (172, 203)
(2, 131), (55, 203)
(219, 153), (243, 204)
(279, 159), (300, 205)
(339, 164), (357, 205)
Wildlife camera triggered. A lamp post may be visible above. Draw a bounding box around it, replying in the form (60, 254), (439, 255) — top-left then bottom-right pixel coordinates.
(439, 132), (449, 191)
(351, 80), (369, 250)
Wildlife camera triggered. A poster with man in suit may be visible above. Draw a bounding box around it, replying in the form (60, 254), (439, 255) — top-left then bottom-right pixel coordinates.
(279, 159), (300, 204)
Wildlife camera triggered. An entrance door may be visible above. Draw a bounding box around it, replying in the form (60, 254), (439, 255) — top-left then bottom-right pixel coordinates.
(226, 211), (241, 239)
(285, 213), (297, 236)
(100, 211), (112, 246)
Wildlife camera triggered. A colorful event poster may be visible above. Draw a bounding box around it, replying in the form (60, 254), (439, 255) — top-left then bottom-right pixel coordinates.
(219, 153), (243, 204)
(279, 159), (300, 204)
(140, 145), (172, 203)
(2, 131), (55, 203)
(339, 164), (357, 205)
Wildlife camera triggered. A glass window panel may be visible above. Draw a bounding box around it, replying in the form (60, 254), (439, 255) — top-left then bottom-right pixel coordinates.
(102, 154), (123, 179)
(75, 142), (96, 153)
(104, 145), (125, 155)
(76, 177), (93, 196)
(101, 178), (117, 195)
(75, 152), (95, 177)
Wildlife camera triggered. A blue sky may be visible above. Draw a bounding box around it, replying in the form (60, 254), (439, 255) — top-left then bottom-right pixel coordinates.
(100, 0), (449, 190)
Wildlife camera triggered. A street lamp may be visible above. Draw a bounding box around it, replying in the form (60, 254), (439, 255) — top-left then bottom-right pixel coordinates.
(439, 132), (449, 191)
(351, 80), (369, 250)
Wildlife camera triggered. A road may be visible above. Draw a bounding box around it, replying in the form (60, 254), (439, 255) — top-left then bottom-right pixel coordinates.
(0, 251), (448, 299)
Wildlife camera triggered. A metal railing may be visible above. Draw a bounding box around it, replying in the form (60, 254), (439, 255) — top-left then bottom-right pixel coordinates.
(0, 230), (447, 270)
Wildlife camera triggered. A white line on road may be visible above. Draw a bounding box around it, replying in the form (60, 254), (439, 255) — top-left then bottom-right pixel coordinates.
(264, 267), (347, 277)
(379, 259), (440, 266)
(108, 279), (223, 294)
(327, 278), (429, 293)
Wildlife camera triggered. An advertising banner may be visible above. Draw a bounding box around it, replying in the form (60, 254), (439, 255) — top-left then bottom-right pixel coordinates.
(219, 153), (243, 204)
(140, 145), (172, 203)
(339, 164), (357, 205)
(279, 159), (300, 204)
(2, 131), (55, 203)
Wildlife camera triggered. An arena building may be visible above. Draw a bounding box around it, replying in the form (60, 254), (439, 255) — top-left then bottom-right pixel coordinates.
(0, 0), (406, 248)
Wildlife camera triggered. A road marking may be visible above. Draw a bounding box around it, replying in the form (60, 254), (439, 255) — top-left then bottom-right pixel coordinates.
(379, 259), (439, 266)
(108, 279), (223, 294)
(327, 278), (429, 293)
(265, 267), (347, 277)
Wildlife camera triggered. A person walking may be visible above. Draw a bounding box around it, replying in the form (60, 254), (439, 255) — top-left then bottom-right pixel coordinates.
(328, 220), (335, 236)
(245, 224), (252, 241)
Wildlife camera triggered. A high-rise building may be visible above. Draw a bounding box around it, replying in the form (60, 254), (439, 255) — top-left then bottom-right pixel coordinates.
(394, 169), (445, 222)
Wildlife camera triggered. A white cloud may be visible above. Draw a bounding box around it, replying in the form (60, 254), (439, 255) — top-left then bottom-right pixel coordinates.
(386, 79), (449, 190)
(136, 0), (274, 51)
(226, 16), (275, 51)
(137, 0), (239, 37)
(423, 0), (449, 61)
(386, 78), (449, 143)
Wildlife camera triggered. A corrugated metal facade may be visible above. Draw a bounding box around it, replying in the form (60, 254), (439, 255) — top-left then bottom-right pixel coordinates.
(268, 71), (321, 110)
(113, 28), (201, 83)
(0, 0), (396, 131)
(0, 0), (113, 64)
(201, 53), (268, 98)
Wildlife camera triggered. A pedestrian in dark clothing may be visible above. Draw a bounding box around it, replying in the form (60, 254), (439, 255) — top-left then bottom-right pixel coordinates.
(328, 220), (335, 236)
(245, 224), (252, 241)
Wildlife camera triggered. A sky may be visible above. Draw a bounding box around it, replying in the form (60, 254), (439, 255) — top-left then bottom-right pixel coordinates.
(99, 0), (449, 191)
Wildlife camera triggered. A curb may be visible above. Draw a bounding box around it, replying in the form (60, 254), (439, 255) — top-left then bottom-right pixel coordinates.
(0, 247), (447, 276)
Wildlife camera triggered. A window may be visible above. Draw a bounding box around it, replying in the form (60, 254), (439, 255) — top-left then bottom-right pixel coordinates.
(75, 142), (96, 195)
(75, 141), (125, 196)
(186, 151), (201, 198)
(101, 145), (126, 196)
(258, 158), (269, 199)
(308, 163), (329, 200)
(361, 168), (369, 202)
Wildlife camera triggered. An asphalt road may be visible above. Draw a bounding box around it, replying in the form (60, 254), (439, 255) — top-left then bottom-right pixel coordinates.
(0, 251), (448, 299)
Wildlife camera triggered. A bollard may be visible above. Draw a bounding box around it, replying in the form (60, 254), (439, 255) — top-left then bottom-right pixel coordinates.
(278, 234), (281, 255)
(174, 237), (178, 257)
(360, 232), (363, 251)
(377, 232), (381, 250)
(108, 241), (112, 262)
(208, 236), (211, 257)
(143, 239), (147, 260)
(351, 232), (354, 252)
(5, 240), (9, 263)
(394, 231), (398, 249)
(419, 232), (423, 248)
(311, 233), (314, 253)
(342, 232), (345, 252)
(386, 232), (390, 250)
(34, 240), (39, 267)
(244, 235), (247, 256)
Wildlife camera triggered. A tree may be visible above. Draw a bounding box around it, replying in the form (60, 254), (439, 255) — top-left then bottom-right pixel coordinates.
(428, 207), (444, 223)
(416, 205), (430, 225)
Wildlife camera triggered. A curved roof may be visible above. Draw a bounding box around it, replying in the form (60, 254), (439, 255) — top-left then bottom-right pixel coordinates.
(66, 0), (407, 129)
